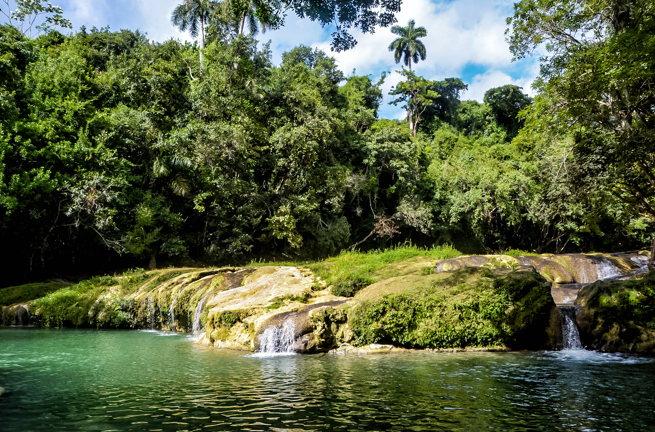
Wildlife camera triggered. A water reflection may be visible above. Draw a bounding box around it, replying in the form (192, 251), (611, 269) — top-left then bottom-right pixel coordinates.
(0, 329), (654, 431)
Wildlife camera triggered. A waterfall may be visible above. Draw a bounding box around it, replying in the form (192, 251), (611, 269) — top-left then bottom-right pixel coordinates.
(148, 297), (155, 330)
(629, 255), (649, 270)
(168, 290), (180, 329)
(192, 294), (210, 335)
(595, 258), (622, 281)
(560, 307), (583, 350)
(257, 320), (297, 354)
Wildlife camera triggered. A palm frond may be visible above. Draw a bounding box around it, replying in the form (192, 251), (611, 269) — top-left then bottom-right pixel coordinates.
(170, 174), (191, 197)
(413, 26), (427, 38)
(390, 25), (407, 36)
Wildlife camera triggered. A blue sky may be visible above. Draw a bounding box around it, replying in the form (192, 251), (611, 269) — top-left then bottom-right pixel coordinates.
(6, 0), (540, 119)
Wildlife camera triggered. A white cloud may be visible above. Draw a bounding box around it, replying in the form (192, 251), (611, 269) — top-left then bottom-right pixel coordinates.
(65, 0), (109, 29)
(313, 0), (515, 79)
(307, 0), (539, 118)
(134, 0), (191, 42)
(64, 0), (190, 41)
(465, 70), (536, 102)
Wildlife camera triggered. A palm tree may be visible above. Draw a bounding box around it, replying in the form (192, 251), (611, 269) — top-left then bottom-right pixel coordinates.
(220, 0), (279, 36)
(388, 20), (427, 72)
(172, 0), (215, 72)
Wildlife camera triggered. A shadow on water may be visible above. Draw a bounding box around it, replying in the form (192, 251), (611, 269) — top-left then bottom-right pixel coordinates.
(1, 328), (655, 431)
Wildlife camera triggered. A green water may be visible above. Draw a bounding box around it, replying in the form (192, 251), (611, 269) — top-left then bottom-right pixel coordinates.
(1, 329), (654, 431)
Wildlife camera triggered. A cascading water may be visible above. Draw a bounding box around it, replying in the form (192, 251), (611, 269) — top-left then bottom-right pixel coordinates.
(257, 320), (297, 354)
(192, 294), (210, 336)
(168, 291), (180, 329)
(148, 297), (155, 330)
(560, 307), (583, 350)
(629, 255), (649, 270)
(594, 258), (622, 281)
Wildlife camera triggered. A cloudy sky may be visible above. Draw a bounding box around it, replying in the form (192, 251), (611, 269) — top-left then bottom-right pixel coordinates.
(32, 0), (539, 119)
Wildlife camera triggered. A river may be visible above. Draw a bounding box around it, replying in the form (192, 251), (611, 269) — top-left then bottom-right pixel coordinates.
(1, 328), (654, 431)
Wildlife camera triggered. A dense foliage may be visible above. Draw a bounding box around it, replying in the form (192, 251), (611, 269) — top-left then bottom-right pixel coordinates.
(508, 0), (655, 261)
(0, 14), (651, 285)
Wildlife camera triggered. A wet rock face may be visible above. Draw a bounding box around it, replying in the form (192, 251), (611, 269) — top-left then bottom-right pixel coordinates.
(198, 267), (350, 351)
(253, 300), (349, 353)
(436, 253), (647, 284)
(1, 304), (30, 326)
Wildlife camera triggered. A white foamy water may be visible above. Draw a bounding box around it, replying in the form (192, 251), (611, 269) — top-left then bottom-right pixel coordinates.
(560, 307), (583, 350)
(168, 290), (180, 327)
(255, 320), (297, 356)
(148, 297), (155, 330)
(543, 349), (655, 364)
(594, 258), (622, 280)
(192, 294), (210, 335)
(629, 255), (649, 269)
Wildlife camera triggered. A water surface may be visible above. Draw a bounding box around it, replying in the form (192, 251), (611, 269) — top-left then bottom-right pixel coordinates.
(1, 328), (654, 431)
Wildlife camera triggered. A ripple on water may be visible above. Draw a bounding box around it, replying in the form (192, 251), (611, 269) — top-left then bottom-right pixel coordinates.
(1, 329), (655, 431)
(540, 349), (655, 364)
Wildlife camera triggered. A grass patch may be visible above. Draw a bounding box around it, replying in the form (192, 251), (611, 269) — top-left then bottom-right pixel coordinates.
(0, 282), (69, 306)
(30, 275), (118, 328)
(307, 245), (461, 297)
(267, 293), (311, 309)
(143, 270), (186, 292)
(502, 249), (540, 257)
(117, 268), (149, 295)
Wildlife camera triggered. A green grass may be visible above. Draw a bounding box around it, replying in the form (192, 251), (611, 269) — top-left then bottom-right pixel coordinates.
(308, 245), (461, 297)
(117, 268), (150, 295)
(30, 275), (117, 327)
(142, 270), (186, 292)
(0, 282), (69, 306)
(267, 293), (311, 309)
(502, 249), (540, 257)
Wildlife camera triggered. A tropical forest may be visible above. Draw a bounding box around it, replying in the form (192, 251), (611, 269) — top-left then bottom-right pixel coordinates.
(1, 0), (655, 430)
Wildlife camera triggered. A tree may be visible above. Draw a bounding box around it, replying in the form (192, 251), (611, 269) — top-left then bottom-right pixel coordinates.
(389, 69), (439, 136)
(0, 0), (71, 37)
(285, 0), (402, 52)
(228, 0), (282, 35)
(507, 0), (655, 263)
(388, 19), (427, 72)
(420, 77), (468, 132)
(483, 85), (532, 139)
(172, 0), (214, 72)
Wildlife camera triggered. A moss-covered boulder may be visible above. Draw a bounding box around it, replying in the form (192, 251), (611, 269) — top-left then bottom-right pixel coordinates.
(343, 267), (559, 350)
(575, 272), (655, 353)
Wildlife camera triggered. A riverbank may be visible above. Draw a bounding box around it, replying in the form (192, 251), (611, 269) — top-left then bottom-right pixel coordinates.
(2, 247), (654, 355)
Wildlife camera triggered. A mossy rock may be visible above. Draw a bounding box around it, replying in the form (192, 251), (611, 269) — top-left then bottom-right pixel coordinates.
(348, 267), (557, 350)
(575, 272), (655, 353)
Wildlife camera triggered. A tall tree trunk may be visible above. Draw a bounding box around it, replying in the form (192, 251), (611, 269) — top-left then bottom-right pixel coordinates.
(199, 15), (205, 74)
(149, 253), (157, 270)
(239, 11), (246, 34)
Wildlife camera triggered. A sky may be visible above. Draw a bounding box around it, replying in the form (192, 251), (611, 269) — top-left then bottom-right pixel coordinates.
(12, 0), (540, 119)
